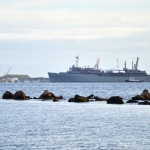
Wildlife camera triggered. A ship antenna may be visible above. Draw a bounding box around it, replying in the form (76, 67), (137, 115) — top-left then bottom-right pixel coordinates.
(75, 56), (79, 67)
(132, 58), (134, 69)
(124, 61), (127, 70)
(117, 59), (119, 70)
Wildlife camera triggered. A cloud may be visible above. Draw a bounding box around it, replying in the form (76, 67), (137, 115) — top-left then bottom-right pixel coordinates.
(0, 0), (150, 41)
(0, 27), (150, 41)
(135, 42), (150, 47)
(1, 0), (150, 13)
(0, 0), (150, 77)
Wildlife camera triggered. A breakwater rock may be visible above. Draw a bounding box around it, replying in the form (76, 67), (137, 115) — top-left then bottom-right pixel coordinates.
(2, 90), (30, 100)
(126, 89), (150, 105)
(138, 101), (150, 105)
(107, 96), (124, 104)
(39, 90), (56, 100)
(2, 91), (14, 99)
(68, 94), (107, 103)
(1, 89), (150, 105)
(2, 90), (63, 101)
(132, 89), (150, 100)
(14, 91), (30, 100)
(68, 95), (89, 103)
(39, 90), (63, 101)
(126, 100), (138, 103)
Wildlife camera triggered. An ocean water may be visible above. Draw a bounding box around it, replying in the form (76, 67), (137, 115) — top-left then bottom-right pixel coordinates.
(0, 82), (150, 150)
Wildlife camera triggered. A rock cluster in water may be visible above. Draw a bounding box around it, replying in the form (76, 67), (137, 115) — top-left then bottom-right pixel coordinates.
(2, 91), (30, 100)
(68, 94), (107, 103)
(38, 90), (63, 101)
(2, 90), (63, 101)
(127, 89), (150, 105)
(1, 89), (150, 105)
(131, 89), (150, 100)
(2, 91), (14, 99)
(68, 95), (89, 102)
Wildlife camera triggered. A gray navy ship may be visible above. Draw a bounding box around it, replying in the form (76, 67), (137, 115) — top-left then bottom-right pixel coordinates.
(48, 56), (150, 82)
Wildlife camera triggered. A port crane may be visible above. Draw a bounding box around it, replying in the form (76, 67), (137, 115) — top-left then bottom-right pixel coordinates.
(2, 67), (11, 82)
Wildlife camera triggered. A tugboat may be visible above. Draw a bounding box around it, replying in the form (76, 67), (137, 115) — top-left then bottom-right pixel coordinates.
(125, 77), (144, 82)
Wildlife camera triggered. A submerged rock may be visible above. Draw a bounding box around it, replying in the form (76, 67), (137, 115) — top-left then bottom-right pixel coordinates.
(107, 96), (124, 104)
(14, 91), (30, 100)
(87, 94), (94, 99)
(131, 95), (144, 100)
(55, 95), (63, 100)
(126, 100), (138, 103)
(53, 98), (59, 102)
(2, 91), (14, 99)
(33, 97), (38, 99)
(94, 96), (107, 101)
(138, 101), (150, 105)
(68, 98), (75, 102)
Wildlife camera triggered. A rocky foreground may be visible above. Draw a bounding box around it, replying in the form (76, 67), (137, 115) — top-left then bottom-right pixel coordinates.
(1, 89), (150, 105)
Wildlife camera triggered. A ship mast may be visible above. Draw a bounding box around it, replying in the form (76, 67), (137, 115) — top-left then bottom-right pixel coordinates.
(75, 56), (79, 67)
(95, 58), (100, 70)
(124, 61), (127, 70)
(132, 59), (134, 69)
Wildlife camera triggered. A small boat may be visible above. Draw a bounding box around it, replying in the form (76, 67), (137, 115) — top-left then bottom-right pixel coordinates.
(125, 77), (144, 82)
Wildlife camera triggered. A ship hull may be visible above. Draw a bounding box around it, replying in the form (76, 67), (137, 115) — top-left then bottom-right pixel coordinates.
(48, 72), (150, 82)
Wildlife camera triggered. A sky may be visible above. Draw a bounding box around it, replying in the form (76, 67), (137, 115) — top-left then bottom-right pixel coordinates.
(0, 0), (150, 77)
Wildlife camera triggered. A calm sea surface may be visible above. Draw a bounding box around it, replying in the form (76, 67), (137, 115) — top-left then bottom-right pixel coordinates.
(0, 82), (150, 150)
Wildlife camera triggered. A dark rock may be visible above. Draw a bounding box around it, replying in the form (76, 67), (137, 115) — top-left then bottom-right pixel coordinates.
(39, 90), (56, 100)
(33, 97), (38, 99)
(138, 101), (150, 105)
(126, 100), (138, 103)
(68, 95), (89, 103)
(55, 95), (63, 100)
(132, 89), (150, 101)
(2, 91), (14, 99)
(39, 90), (63, 101)
(107, 96), (124, 104)
(132, 95), (144, 100)
(41, 99), (46, 101)
(53, 98), (59, 102)
(14, 91), (30, 100)
(141, 89), (150, 100)
(94, 96), (107, 101)
(68, 98), (75, 102)
(87, 94), (94, 99)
